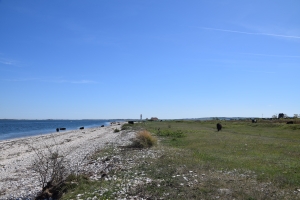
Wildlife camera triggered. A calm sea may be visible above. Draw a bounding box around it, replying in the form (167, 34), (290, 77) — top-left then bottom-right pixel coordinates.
(0, 119), (116, 141)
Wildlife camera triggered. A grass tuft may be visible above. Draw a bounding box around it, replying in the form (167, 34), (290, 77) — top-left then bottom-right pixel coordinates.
(131, 130), (157, 148)
(114, 128), (120, 133)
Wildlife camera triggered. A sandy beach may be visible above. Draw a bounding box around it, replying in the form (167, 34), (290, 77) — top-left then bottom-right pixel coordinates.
(0, 122), (136, 199)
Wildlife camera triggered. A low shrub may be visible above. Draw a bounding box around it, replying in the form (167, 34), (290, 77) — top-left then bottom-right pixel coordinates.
(121, 123), (132, 130)
(131, 130), (157, 148)
(114, 128), (120, 133)
(31, 146), (69, 189)
(29, 143), (71, 200)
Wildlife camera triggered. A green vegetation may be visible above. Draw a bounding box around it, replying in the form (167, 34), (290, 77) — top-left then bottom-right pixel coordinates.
(113, 128), (120, 133)
(60, 174), (114, 200)
(140, 120), (300, 186)
(156, 129), (185, 138)
(120, 123), (133, 130)
(59, 120), (300, 199)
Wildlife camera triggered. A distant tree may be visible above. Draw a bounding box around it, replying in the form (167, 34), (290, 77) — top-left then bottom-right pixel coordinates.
(294, 114), (299, 118)
(278, 113), (285, 119)
(272, 114), (277, 119)
(284, 114), (288, 118)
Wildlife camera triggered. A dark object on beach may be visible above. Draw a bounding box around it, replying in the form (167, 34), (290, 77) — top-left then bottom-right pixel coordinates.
(79, 127), (84, 130)
(252, 119), (257, 123)
(216, 123), (222, 131)
(56, 128), (59, 132)
(59, 128), (66, 130)
(128, 121), (134, 124)
(286, 121), (294, 124)
(101, 125), (104, 127)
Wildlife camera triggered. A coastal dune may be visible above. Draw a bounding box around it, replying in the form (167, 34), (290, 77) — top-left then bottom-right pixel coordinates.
(0, 122), (135, 199)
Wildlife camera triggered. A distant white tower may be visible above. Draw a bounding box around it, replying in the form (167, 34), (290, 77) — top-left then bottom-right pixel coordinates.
(140, 114), (142, 121)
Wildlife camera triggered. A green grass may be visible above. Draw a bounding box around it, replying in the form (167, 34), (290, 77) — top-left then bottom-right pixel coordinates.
(137, 120), (300, 188)
(60, 175), (117, 200)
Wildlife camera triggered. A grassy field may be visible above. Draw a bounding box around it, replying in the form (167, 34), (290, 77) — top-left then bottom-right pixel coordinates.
(141, 120), (300, 186)
(59, 120), (300, 199)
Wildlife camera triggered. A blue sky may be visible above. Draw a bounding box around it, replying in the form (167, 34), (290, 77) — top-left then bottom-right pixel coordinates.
(0, 0), (299, 119)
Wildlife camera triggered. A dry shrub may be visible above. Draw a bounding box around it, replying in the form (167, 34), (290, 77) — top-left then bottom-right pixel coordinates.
(131, 130), (157, 148)
(28, 140), (72, 200)
(31, 145), (69, 189)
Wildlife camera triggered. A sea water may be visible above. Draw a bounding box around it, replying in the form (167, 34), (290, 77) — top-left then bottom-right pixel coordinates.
(0, 119), (115, 141)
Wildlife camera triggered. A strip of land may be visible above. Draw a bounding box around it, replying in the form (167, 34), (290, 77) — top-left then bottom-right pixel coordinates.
(0, 122), (135, 199)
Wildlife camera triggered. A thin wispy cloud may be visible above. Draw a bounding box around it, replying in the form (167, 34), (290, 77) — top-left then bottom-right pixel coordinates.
(0, 61), (14, 65)
(244, 70), (276, 74)
(54, 79), (98, 84)
(1, 78), (97, 84)
(240, 53), (300, 58)
(199, 27), (300, 39)
(1, 78), (41, 82)
(0, 58), (19, 67)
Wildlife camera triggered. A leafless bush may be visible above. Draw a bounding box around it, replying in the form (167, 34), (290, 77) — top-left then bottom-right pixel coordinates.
(29, 142), (70, 190)
(29, 140), (106, 199)
(0, 189), (6, 196)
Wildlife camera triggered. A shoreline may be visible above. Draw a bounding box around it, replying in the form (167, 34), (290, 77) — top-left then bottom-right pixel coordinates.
(0, 122), (110, 143)
(0, 119), (115, 141)
(0, 122), (136, 199)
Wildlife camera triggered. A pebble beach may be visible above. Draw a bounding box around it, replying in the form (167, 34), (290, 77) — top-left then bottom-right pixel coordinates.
(0, 122), (136, 200)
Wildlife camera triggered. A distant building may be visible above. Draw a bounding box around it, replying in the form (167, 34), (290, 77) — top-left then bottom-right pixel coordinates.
(150, 117), (159, 121)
